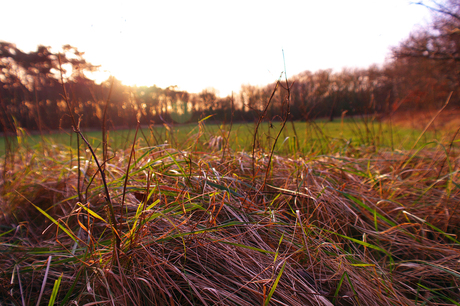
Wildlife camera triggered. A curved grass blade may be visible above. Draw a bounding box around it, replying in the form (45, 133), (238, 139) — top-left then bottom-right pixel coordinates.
(403, 211), (460, 244)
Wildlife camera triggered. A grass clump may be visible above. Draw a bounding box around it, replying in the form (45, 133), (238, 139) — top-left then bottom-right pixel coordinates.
(1, 123), (460, 305)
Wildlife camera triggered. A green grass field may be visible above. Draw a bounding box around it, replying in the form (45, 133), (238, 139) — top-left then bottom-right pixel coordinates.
(0, 118), (442, 156)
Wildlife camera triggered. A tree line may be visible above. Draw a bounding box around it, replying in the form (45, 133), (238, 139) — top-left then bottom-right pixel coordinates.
(1, 0), (459, 134)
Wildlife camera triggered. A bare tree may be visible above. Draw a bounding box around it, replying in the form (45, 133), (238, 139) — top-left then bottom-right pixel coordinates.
(393, 1), (460, 76)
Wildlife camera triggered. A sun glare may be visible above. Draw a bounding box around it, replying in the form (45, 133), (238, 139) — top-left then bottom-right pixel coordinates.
(2, 0), (431, 97)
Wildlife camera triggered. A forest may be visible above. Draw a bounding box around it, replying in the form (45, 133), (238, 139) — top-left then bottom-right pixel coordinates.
(1, 1), (460, 134)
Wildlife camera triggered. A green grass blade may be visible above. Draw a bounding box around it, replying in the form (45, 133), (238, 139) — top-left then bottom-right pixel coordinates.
(417, 283), (460, 305)
(166, 151), (186, 175)
(264, 261), (286, 306)
(145, 198), (161, 211)
(333, 271), (347, 304)
(59, 266), (83, 306)
(205, 180), (243, 197)
(199, 114), (214, 122)
(345, 271), (360, 305)
(274, 233), (284, 263)
(217, 241), (276, 255)
(337, 189), (397, 227)
(322, 228), (394, 266)
(77, 203), (108, 223)
(48, 273), (63, 306)
(31, 204), (77, 243)
(424, 221), (460, 244)
(403, 211), (460, 244)
(412, 260), (460, 279)
(0, 227), (15, 237)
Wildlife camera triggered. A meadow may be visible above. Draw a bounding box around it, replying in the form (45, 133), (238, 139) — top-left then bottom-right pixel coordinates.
(0, 118), (438, 156)
(1, 114), (459, 305)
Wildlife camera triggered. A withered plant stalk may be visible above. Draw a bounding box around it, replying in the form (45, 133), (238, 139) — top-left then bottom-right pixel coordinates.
(252, 81), (280, 180)
(57, 54), (120, 249)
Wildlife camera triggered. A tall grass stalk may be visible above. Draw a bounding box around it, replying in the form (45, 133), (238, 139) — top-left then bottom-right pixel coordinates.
(57, 55), (120, 250)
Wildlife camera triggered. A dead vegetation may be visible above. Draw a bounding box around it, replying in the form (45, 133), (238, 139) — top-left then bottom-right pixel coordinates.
(384, 108), (460, 133)
(0, 134), (459, 305)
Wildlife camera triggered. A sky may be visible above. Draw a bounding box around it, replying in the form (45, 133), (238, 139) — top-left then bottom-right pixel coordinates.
(2, 0), (432, 97)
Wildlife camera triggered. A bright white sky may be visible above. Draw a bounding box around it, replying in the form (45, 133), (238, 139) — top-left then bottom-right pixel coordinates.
(2, 0), (431, 97)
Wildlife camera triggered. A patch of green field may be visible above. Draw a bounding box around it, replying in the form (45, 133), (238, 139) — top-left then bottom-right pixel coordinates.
(0, 118), (444, 156)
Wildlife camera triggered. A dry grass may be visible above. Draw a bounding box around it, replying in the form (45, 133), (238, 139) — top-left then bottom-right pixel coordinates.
(1, 132), (459, 305)
(385, 108), (460, 133)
